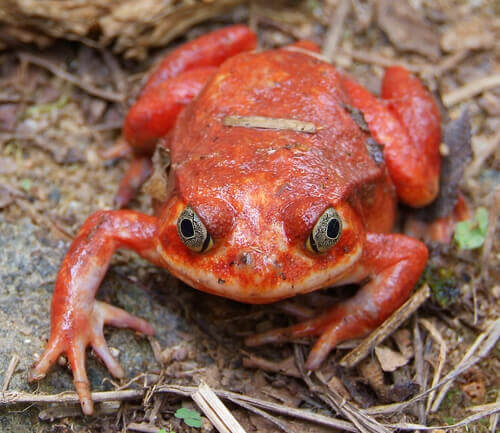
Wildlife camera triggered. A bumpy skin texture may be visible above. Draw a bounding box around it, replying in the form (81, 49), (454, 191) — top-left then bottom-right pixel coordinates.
(30, 26), (441, 414)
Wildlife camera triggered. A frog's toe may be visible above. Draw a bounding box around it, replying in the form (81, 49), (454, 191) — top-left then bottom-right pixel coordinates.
(245, 316), (325, 346)
(94, 300), (155, 336)
(90, 333), (124, 378)
(29, 337), (64, 381)
(67, 343), (94, 415)
(91, 300), (153, 377)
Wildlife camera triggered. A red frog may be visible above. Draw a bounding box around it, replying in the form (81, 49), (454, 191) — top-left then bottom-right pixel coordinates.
(29, 25), (442, 414)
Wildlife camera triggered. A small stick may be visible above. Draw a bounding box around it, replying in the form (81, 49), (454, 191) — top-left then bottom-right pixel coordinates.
(340, 284), (430, 367)
(19, 53), (124, 103)
(413, 317), (426, 425)
(322, 0), (351, 60)
(127, 423), (161, 433)
(442, 73), (500, 107)
(489, 396), (500, 432)
(0, 389), (143, 405)
(223, 115), (316, 133)
(420, 318), (447, 414)
(2, 354), (19, 392)
(192, 382), (247, 433)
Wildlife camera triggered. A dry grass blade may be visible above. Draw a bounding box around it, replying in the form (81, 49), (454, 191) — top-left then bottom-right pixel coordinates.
(419, 318), (447, 414)
(431, 318), (500, 412)
(223, 115), (317, 133)
(226, 396), (289, 432)
(442, 73), (500, 107)
(413, 318), (426, 424)
(192, 381), (247, 433)
(393, 401), (500, 430)
(2, 354), (19, 392)
(340, 284), (430, 367)
(489, 397), (500, 432)
(18, 53), (124, 103)
(314, 371), (392, 433)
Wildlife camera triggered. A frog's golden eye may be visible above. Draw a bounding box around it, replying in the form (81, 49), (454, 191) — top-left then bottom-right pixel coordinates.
(306, 207), (342, 253)
(177, 207), (214, 252)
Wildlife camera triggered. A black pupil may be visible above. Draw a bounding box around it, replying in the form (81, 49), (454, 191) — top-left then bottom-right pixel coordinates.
(181, 219), (194, 238)
(327, 218), (340, 239)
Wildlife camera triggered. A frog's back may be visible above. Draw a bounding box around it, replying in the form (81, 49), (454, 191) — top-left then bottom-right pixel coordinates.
(170, 48), (390, 226)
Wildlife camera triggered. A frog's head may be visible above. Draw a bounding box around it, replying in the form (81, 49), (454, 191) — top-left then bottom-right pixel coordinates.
(156, 188), (365, 303)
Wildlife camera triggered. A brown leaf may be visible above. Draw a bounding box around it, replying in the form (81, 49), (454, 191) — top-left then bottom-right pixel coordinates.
(377, 0), (440, 60)
(427, 109), (472, 220)
(374, 345), (409, 372)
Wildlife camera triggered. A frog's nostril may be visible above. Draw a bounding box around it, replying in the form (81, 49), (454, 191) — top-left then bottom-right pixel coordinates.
(237, 251), (252, 266)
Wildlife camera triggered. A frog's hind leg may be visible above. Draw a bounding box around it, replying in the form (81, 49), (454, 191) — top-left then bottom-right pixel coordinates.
(246, 233), (427, 370)
(116, 25), (257, 207)
(341, 67), (441, 207)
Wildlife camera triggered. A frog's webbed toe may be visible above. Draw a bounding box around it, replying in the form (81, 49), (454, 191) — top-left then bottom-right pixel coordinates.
(30, 300), (154, 415)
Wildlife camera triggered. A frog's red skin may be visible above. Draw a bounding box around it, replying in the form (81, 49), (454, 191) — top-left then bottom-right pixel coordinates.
(29, 26), (441, 415)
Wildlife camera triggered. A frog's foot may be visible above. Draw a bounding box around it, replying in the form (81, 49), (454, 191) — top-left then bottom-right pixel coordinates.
(99, 137), (132, 160)
(29, 300), (154, 415)
(115, 156), (152, 208)
(246, 233), (428, 370)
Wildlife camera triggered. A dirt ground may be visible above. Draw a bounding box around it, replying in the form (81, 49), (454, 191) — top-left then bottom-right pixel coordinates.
(0, 1), (499, 432)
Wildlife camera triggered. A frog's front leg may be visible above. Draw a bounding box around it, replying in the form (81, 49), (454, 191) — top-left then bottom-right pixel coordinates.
(116, 25), (257, 207)
(246, 233), (427, 370)
(28, 210), (162, 415)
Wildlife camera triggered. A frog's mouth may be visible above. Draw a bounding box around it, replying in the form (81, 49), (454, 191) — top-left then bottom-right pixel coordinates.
(156, 201), (364, 304)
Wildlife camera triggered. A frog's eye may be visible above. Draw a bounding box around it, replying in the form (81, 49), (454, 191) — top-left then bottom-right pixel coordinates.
(305, 207), (342, 253)
(177, 207), (214, 253)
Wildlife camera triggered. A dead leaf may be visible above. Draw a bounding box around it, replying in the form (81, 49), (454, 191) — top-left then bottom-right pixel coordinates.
(433, 109), (473, 219)
(441, 16), (495, 52)
(377, 0), (441, 60)
(143, 144), (170, 202)
(374, 345), (409, 372)
(392, 329), (414, 360)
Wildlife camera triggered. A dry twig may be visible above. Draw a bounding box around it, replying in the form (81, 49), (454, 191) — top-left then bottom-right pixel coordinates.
(322, 0), (350, 60)
(442, 73), (500, 107)
(19, 53), (124, 103)
(2, 354), (19, 392)
(340, 285), (430, 367)
(419, 318), (447, 414)
(223, 115), (317, 133)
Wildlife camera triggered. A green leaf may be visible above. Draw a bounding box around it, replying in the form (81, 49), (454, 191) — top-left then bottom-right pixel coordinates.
(175, 407), (203, 428)
(20, 178), (31, 192)
(453, 207), (488, 250)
